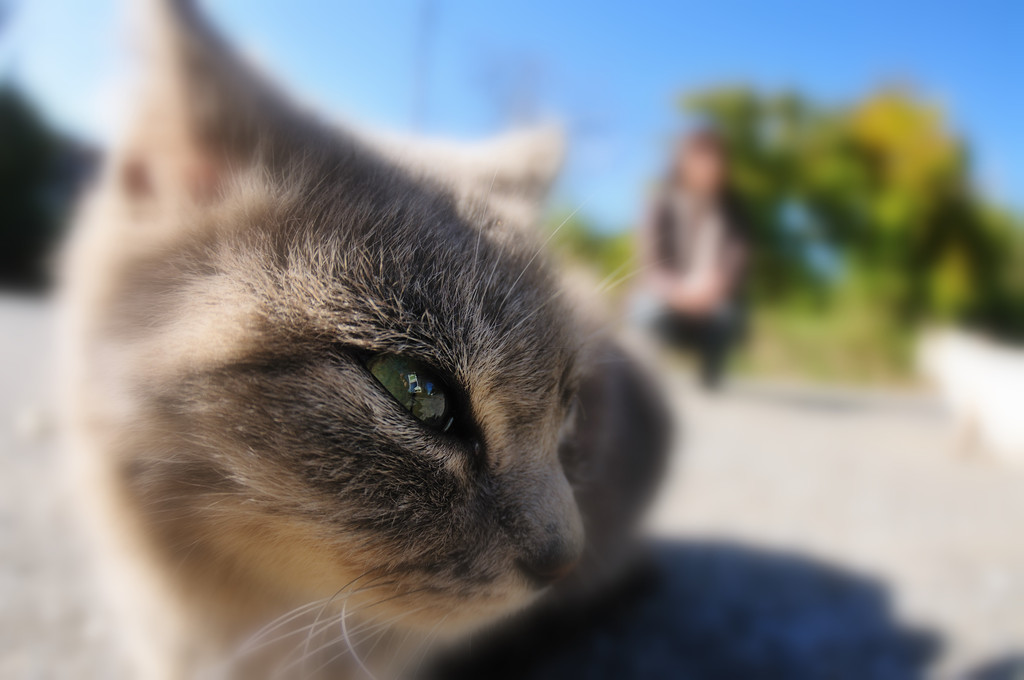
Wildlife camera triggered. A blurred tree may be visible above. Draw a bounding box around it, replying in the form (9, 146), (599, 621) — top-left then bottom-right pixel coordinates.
(0, 84), (96, 290)
(682, 86), (1024, 338)
(0, 85), (58, 288)
(551, 85), (1023, 380)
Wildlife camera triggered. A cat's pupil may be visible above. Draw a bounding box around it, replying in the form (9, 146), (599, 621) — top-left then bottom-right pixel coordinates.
(367, 354), (454, 432)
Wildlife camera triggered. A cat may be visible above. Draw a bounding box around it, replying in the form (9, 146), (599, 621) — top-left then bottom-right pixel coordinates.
(58, 1), (670, 678)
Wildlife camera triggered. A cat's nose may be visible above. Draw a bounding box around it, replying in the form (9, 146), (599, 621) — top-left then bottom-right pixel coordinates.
(518, 539), (582, 588)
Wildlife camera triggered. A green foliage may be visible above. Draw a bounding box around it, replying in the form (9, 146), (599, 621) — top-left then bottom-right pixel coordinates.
(688, 85), (1024, 380)
(682, 86), (1023, 331)
(553, 85), (1024, 382)
(0, 83), (96, 290)
(0, 84), (60, 288)
(738, 274), (917, 384)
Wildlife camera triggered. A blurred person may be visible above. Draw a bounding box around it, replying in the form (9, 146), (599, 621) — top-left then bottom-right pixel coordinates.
(638, 129), (750, 389)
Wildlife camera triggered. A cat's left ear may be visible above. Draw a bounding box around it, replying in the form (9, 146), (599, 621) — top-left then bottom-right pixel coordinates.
(118, 0), (309, 205)
(369, 124), (566, 230)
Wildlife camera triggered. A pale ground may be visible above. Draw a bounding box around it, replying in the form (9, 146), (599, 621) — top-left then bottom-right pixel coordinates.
(1, 294), (1022, 677)
(644, 374), (1024, 676)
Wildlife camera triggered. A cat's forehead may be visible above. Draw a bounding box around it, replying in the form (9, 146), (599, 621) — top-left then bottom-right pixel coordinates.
(231, 168), (580, 386)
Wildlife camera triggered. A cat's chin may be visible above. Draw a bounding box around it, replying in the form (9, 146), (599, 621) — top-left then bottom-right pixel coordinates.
(358, 581), (545, 641)
(442, 588), (544, 638)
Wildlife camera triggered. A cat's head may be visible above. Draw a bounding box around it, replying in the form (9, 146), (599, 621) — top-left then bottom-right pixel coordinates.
(77, 0), (587, 635)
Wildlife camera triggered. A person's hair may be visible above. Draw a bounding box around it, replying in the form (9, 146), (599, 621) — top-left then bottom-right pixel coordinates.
(680, 127), (727, 161)
(668, 127), (729, 188)
(656, 127), (749, 246)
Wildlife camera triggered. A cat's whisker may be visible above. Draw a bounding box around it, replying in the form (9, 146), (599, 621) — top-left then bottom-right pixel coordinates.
(291, 590), (399, 656)
(297, 607), (420, 680)
(592, 254), (639, 293)
(470, 168), (500, 277)
(242, 586), (359, 651)
(355, 609), (402, 667)
(223, 601), (334, 677)
(276, 605), (419, 679)
(499, 197), (591, 310)
(273, 613), (349, 676)
(339, 594), (380, 680)
(301, 571), (389, 662)
(240, 573), (383, 656)
(502, 285), (569, 337)
(595, 263), (655, 296)
(240, 581), (402, 657)
(502, 250), (644, 341)
(310, 585), (439, 678)
(277, 582), (435, 676)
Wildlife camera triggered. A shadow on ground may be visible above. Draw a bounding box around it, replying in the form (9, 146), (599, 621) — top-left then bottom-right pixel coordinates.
(430, 540), (941, 680)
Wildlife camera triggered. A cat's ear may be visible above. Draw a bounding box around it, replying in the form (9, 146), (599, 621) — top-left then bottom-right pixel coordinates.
(467, 124), (566, 230)
(117, 0), (300, 205)
(369, 124), (566, 230)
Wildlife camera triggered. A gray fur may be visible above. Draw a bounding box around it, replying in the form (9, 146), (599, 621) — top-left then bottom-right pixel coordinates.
(59, 1), (670, 678)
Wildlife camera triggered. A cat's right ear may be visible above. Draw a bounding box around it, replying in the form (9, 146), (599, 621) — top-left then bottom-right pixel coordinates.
(365, 124), (566, 231)
(116, 0), (302, 206)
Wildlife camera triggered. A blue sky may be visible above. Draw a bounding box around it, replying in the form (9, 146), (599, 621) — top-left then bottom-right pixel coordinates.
(2, 0), (1021, 230)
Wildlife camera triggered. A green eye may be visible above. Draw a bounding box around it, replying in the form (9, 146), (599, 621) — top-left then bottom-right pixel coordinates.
(366, 354), (454, 432)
